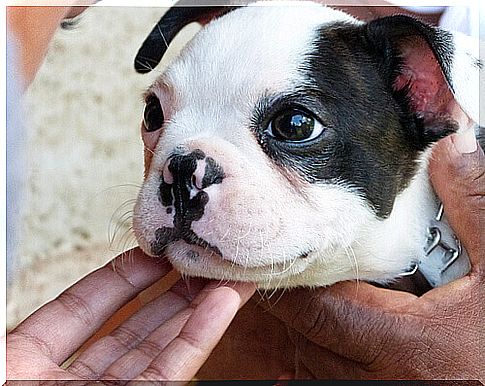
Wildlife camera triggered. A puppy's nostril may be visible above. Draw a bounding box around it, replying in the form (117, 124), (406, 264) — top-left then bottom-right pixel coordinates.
(162, 159), (174, 184)
(192, 160), (206, 190)
(202, 157), (225, 188)
(160, 149), (225, 193)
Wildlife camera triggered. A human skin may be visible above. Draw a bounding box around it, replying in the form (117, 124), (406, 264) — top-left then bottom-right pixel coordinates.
(198, 129), (484, 381)
(7, 3), (94, 89)
(6, 248), (256, 381)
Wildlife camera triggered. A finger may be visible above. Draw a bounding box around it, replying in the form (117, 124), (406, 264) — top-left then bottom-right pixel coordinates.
(132, 281), (256, 381)
(428, 130), (484, 273)
(102, 304), (193, 380)
(262, 281), (418, 366)
(100, 280), (253, 380)
(287, 327), (369, 380)
(11, 247), (171, 365)
(68, 278), (202, 379)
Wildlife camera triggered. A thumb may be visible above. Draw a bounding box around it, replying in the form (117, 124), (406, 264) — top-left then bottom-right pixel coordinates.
(428, 129), (484, 273)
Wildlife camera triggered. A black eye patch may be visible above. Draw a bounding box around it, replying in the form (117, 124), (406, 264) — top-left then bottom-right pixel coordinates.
(143, 94), (164, 132)
(249, 40), (421, 220)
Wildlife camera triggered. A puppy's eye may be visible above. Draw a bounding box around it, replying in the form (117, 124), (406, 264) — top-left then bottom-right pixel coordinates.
(267, 109), (324, 142)
(143, 94), (164, 132)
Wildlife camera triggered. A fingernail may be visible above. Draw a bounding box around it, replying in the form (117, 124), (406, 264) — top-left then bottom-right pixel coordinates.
(452, 128), (477, 154)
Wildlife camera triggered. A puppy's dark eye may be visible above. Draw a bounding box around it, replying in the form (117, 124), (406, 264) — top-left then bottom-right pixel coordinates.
(143, 94), (164, 132)
(268, 109), (324, 142)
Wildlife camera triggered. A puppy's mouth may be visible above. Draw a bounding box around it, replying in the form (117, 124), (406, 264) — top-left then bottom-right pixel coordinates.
(150, 225), (223, 258)
(149, 239), (315, 283)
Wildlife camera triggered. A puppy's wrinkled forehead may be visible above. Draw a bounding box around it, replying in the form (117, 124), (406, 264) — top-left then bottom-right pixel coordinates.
(162, 5), (359, 105)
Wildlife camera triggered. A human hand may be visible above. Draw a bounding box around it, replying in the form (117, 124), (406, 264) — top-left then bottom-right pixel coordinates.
(7, 2), (96, 88)
(261, 129), (484, 380)
(7, 247), (255, 381)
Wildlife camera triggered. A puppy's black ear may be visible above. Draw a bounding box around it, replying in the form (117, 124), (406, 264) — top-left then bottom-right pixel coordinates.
(365, 15), (480, 142)
(134, 2), (239, 73)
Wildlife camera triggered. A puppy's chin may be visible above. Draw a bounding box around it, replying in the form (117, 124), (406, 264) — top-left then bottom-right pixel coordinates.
(154, 241), (317, 289)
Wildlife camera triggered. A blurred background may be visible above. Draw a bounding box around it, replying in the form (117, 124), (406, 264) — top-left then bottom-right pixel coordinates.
(6, 6), (199, 329)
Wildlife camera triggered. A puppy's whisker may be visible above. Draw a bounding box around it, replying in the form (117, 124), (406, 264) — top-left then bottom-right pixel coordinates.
(254, 287), (266, 305)
(271, 286), (288, 308)
(110, 226), (135, 254)
(271, 253), (298, 277)
(108, 215), (132, 248)
(108, 198), (136, 230)
(135, 57), (163, 74)
(339, 235), (360, 295)
(109, 215), (134, 252)
(157, 24), (170, 50)
(266, 283), (279, 301)
(273, 260), (290, 293)
(233, 229), (242, 267)
(108, 210), (134, 247)
(101, 184), (141, 193)
(261, 287), (270, 302)
(120, 228), (137, 253)
(220, 227), (231, 242)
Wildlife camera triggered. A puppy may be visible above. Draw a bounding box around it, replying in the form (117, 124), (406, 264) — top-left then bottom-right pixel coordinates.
(132, 2), (481, 289)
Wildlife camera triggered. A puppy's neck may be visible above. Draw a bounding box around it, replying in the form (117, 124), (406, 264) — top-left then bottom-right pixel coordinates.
(354, 149), (436, 283)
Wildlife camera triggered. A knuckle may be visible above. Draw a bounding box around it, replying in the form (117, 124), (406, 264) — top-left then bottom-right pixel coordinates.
(57, 290), (95, 328)
(137, 339), (166, 359)
(177, 330), (204, 355)
(10, 329), (55, 360)
(111, 325), (143, 351)
(108, 259), (138, 291)
(68, 359), (99, 379)
(292, 293), (330, 340)
(466, 166), (485, 199)
(443, 144), (484, 185)
(138, 364), (172, 381)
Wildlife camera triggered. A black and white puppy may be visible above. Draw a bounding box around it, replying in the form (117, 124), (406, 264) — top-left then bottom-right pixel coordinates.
(133, 2), (481, 289)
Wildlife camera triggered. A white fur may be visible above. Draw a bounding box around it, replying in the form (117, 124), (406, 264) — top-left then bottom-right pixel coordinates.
(133, 2), (478, 289)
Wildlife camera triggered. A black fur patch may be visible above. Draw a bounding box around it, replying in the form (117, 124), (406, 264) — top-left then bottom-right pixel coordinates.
(252, 18), (457, 218)
(151, 150), (225, 256)
(135, 5), (239, 73)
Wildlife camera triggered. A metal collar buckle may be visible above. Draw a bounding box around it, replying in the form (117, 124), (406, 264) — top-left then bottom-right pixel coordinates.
(399, 202), (470, 287)
(423, 203), (462, 274)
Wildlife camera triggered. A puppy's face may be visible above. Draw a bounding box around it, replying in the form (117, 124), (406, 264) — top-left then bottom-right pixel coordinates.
(133, 3), (475, 288)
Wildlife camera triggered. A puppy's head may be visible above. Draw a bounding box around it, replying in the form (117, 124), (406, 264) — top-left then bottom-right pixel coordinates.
(133, 2), (479, 288)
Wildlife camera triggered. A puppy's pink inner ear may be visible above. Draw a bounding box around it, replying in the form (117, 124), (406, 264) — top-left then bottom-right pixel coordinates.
(393, 40), (454, 116)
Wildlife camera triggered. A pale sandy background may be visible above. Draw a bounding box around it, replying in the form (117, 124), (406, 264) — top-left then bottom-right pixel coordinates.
(7, 7), (200, 329)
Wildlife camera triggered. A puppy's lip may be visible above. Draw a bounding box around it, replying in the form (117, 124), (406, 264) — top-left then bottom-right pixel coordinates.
(166, 242), (315, 273)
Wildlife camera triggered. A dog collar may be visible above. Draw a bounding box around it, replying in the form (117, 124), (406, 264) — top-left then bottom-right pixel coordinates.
(400, 200), (471, 288)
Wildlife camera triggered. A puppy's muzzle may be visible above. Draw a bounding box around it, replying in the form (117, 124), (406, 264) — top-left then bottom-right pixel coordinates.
(151, 149), (225, 256)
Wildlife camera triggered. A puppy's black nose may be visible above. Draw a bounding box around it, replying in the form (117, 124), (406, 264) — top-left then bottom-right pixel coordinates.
(164, 149), (205, 189)
(159, 149), (225, 221)
(152, 149), (226, 258)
